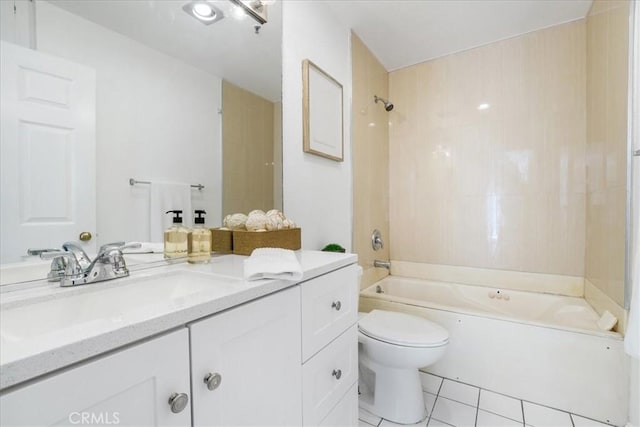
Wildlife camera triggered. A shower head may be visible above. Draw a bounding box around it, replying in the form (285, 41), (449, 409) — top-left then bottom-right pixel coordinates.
(374, 95), (394, 111)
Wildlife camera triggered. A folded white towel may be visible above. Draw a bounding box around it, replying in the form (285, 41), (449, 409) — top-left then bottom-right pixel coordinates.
(122, 242), (165, 254)
(244, 248), (303, 281)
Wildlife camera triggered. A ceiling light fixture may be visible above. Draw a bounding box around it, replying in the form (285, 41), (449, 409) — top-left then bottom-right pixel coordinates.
(183, 1), (225, 25)
(227, 0), (267, 25)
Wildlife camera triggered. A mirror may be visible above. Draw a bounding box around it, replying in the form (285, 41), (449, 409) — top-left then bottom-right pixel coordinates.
(0, 0), (282, 269)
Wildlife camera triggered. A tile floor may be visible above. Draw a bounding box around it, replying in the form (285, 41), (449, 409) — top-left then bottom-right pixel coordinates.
(358, 372), (616, 427)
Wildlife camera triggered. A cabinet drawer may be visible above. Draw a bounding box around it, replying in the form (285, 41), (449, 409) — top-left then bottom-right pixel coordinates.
(302, 325), (358, 426)
(301, 264), (358, 361)
(319, 382), (358, 427)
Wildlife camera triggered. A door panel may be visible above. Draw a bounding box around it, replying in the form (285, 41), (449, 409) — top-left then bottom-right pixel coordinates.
(1, 40), (96, 262)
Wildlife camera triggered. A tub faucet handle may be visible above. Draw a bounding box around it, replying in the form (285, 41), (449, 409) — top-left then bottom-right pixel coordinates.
(371, 229), (384, 251)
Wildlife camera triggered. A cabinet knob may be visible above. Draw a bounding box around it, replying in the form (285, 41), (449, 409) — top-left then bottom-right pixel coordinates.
(331, 300), (342, 311)
(168, 392), (189, 414)
(204, 372), (222, 391)
(332, 369), (342, 380)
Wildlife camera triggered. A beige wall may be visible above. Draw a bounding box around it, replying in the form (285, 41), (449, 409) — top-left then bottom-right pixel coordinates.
(352, 34), (390, 288)
(388, 21), (587, 277)
(222, 80), (275, 216)
(585, 0), (630, 307)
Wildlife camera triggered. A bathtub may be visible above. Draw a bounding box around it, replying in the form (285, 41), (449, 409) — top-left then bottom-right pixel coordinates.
(359, 276), (628, 426)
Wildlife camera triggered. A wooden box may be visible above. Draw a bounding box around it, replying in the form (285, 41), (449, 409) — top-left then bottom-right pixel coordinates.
(232, 228), (302, 256)
(210, 228), (233, 253)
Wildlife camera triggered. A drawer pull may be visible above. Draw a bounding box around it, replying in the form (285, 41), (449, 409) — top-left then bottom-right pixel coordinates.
(204, 372), (222, 391)
(331, 300), (342, 311)
(168, 392), (189, 413)
(332, 369), (342, 380)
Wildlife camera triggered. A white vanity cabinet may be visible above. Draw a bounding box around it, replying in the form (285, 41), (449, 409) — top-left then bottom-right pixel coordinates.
(300, 264), (359, 426)
(0, 256), (360, 427)
(0, 329), (191, 426)
(189, 286), (302, 426)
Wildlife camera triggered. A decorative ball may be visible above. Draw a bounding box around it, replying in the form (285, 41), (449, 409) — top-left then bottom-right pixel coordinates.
(224, 213), (247, 230)
(246, 212), (268, 231)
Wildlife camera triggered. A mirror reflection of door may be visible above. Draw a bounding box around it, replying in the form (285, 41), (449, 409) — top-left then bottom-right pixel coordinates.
(0, 41), (96, 263)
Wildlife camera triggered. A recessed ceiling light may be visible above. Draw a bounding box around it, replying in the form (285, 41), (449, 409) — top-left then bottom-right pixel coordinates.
(477, 103), (490, 110)
(183, 1), (225, 25)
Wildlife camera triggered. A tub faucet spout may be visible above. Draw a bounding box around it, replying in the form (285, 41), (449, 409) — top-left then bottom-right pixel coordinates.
(374, 259), (390, 270)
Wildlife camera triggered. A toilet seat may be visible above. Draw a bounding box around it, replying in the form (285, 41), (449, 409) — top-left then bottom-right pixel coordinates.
(359, 310), (449, 348)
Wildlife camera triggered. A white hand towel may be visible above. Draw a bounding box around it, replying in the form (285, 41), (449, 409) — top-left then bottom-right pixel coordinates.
(149, 182), (192, 243)
(244, 248), (303, 281)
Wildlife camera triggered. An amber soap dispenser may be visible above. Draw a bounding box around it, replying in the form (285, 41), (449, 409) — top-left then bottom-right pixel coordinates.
(164, 210), (189, 259)
(188, 209), (212, 263)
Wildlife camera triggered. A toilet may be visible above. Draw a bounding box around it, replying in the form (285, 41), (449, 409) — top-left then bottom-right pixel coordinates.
(358, 310), (449, 424)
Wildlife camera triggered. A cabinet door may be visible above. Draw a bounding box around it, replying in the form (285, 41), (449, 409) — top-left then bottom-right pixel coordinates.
(319, 383), (358, 427)
(0, 329), (191, 426)
(190, 286), (302, 426)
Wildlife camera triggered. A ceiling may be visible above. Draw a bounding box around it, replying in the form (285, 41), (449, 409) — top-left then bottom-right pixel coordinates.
(324, 0), (594, 71)
(48, 0), (282, 101)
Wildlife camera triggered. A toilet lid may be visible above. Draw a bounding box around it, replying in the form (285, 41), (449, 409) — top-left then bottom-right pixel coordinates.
(359, 310), (449, 347)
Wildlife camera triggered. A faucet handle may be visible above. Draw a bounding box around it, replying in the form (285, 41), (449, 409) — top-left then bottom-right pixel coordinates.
(98, 242), (141, 256)
(62, 242), (92, 270)
(98, 241), (126, 253)
(40, 251), (83, 279)
(27, 248), (59, 256)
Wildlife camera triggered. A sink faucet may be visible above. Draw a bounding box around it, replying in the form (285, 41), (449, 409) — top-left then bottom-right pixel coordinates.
(39, 242), (141, 287)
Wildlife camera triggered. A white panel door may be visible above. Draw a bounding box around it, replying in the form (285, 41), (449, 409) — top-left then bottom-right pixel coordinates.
(0, 329), (191, 426)
(0, 40), (96, 262)
(190, 286), (303, 426)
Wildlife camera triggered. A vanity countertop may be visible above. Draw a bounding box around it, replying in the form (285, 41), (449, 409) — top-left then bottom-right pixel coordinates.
(0, 250), (357, 390)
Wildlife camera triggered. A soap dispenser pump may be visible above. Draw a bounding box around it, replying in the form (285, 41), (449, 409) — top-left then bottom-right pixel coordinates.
(188, 209), (212, 264)
(164, 210), (189, 259)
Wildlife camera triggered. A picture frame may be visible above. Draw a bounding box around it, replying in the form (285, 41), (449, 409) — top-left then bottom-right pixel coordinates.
(302, 59), (344, 162)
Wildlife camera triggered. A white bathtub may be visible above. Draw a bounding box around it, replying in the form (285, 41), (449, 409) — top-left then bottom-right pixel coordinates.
(359, 275), (628, 426)
(361, 276), (612, 335)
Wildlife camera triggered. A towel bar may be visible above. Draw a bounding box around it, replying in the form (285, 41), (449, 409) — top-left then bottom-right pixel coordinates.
(129, 178), (204, 191)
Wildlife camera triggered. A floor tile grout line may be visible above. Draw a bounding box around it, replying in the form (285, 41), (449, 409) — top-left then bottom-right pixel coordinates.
(474, 386), (525, 424)
(420, 372), (616, 427)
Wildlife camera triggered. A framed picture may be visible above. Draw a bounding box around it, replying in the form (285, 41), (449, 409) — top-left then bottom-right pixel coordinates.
(302, 59), (343, 162)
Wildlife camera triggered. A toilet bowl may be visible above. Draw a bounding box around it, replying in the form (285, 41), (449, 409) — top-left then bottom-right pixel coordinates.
(358, 310), (449, 424)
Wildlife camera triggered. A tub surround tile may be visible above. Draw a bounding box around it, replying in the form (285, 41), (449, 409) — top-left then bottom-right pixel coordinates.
(522, 402), (573, 427)
(439, 379), (480, 407)
(390, 261), (584, 297)
(478, 389), (524, 422)
(431, 397), (478, 427)
(420, 371), (444, 394)
(476, 410), (522, 427)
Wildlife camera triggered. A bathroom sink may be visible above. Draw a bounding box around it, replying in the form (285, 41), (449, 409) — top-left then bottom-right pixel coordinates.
(0, 270), (245, 347)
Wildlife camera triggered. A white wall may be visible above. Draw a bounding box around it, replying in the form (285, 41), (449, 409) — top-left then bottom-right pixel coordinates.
(35, 1), (222, 245)
(281, 1), (353, 251)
